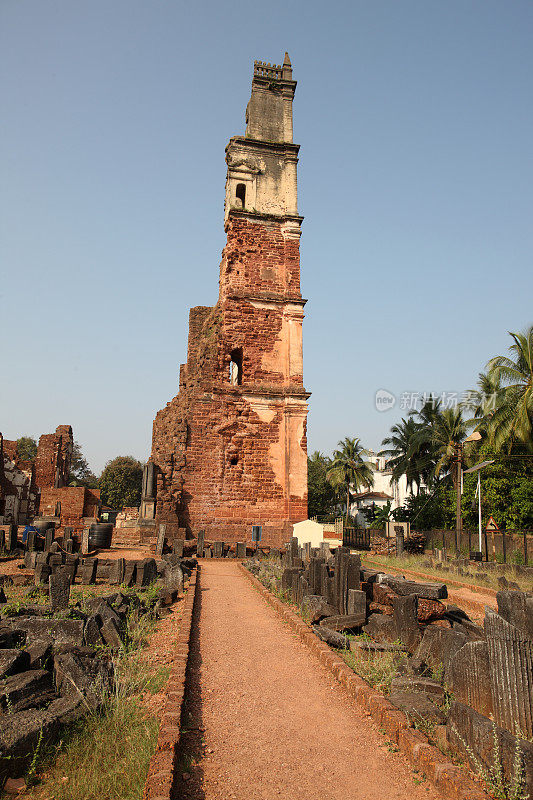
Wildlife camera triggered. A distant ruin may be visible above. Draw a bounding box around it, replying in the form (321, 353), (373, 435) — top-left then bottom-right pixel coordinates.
(0, 425), (100, 534)
(140, 55), (310, 546)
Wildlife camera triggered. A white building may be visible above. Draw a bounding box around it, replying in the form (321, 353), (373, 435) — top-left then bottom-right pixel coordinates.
(350, 451), (414, 527)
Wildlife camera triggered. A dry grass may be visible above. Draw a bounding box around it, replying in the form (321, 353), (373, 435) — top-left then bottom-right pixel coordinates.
(363, 553), (532, 593)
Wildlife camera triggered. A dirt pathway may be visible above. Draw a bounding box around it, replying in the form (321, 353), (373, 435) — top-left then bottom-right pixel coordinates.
(175, 561), (441, 800)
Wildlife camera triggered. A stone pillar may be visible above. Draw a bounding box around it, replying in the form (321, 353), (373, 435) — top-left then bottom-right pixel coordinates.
(486, 608), (533, 739)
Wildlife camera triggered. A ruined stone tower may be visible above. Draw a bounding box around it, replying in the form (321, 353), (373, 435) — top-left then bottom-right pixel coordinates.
(143, 54), (309, 547)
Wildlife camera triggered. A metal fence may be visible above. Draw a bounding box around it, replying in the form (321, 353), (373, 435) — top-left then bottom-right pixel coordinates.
(422, 528), (533, 565)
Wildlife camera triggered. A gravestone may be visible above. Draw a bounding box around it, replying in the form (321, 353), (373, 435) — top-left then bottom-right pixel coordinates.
(415, 626), (468, 686)
(48, 553), (63, 571)
(236, 542), (246, 559)
(123, 561), (137, 587)
(450, 640), (493, 717)
(203, 546), (212, 559)
(34, 563), (51, 586)
(49, 570), (71, 612)
(136, 558), (157, 587)
(213, 541), (224, 558)
(44, 529), (54, 551)
(26, 531), (36, 552)
(24, 551), (37, 570)
(395, 528), (404, 556)
(81, 528), (90, 555)
(80, 560), (97, 585)
(347, 589), (366, 619)
(109, 558), (125, 585)
(496, 590), (533, 641)
(173, 538), (184, 558)
(197, 530), (205, 558)
(65, 539), (74, 554)
(6, 525), (17, 551)
(61, 561), (77, 585)
(392, 594), (421, 653)
(49, 541), (60, 554)
(63, 527), (73, 543)
(485, 607), (533, 739)
(155, 524), (166, 558)
(0, 531), (5, 551)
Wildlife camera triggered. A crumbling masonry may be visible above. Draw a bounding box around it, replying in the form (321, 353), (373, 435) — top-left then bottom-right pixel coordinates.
(143, 55), (309, 547)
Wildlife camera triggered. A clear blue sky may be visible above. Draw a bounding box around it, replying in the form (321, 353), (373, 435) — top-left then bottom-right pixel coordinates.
(2, 0), (532, 473)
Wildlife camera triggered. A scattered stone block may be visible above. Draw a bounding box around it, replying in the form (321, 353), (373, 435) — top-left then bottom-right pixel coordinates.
(84, 616), (104, 648)
(363, 613), (398, 645)
(136, 558), (157, 587)
(485, 607), (533, 739)
(48, 570), (71, 612)
(79, 559), (97, 585)
(312, 625), (348, 649)
(34, 563), (51, 586)
(390, 675), (445, 702)
(389, 689), (445, 725)
(123, 560), (137, 587)
(173, 538), (184, 557)
(109, 558), (125, 585)
(382, 576), (448, 600)
(392, 594), (421, 654)
(54, 651), (111, 710)
(496, 590), (533, 641)
(414, 626), (467, 685)
(0, 650), (30, 679)
(0, 669), (56, 713)
(5, 617), (85, 647)
(450, 640), (493, 717)
(447, 701), (533, 790)
(26, 639), (53, 670)
(417, 598), (447, 622)
(301, 595), (338, 624)
(155, 524), (166, 558)
(100, 618), (123, 650)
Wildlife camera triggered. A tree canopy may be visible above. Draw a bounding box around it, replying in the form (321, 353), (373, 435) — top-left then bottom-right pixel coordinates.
(69, 441), (98, 488)
(98, 456), (144, 510)
(16, 436), (37, 461)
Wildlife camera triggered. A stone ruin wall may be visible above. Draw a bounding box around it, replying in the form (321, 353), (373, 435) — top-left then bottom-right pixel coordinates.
(0, 425), (74, 527)
(149, 215), (308, 548)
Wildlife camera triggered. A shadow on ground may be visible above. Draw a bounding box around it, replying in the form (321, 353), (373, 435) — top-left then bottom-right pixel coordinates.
(172, 569), (206, 800)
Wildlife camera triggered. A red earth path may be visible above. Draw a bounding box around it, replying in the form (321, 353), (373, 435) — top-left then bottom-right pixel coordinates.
(174, 560), (441, 800)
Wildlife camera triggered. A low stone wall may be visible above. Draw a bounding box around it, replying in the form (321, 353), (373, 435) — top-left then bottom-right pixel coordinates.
(142, 566), (198, 800)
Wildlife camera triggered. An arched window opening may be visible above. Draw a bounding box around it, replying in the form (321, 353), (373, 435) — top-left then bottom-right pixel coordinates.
(235, 183), (246, 209)
(229, 456), (238, 466)
(229, 348), (243, 386)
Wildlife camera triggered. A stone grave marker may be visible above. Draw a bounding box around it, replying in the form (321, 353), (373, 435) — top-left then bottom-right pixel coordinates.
(109, 558), (125, 585)
(81, 527), (90, 555)
(6, 525), (17, 551)
(65, 539), (74, 553)
(173, 538), (184, 558)
(155, 524), (166, 558)
(213, 541), (224, 558)
(80, 560), (97, 585)
(44, 529), (54, 551)
(392, 594), (421, 653)
(123, 561), (137, 587)
(49, 570), (71, 612)
(0, 530), (6, 552)
(35, 562), (51, 586)
(236, 542), (246, 559)
(347, 588), (366, 619)
(450, 640), (493, 717)
(136, 558), (157, 587)
(26, 531), (36, 552)
(485, 607), (533, 739)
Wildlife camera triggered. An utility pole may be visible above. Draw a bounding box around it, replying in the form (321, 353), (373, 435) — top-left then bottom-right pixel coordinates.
(455, 441), (462, 555)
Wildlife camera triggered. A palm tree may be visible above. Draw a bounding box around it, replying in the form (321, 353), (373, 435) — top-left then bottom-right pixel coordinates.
(326, 437), (374, 525)
(380, 417), (429, 494)
(412, 406), (468, 484)
(485, 326), (533, 451)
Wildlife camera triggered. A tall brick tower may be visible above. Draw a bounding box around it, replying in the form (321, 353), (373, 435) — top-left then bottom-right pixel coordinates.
(143, 54), (309, 547)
